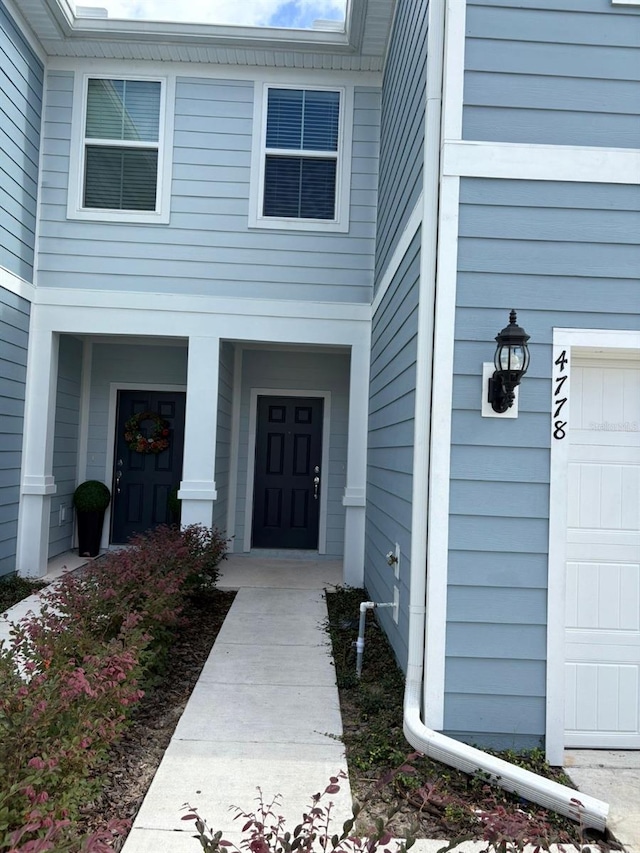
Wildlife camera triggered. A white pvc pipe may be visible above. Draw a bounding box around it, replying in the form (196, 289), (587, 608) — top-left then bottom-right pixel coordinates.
(401, 0), (609, 832)
(356, 601), (394, 678)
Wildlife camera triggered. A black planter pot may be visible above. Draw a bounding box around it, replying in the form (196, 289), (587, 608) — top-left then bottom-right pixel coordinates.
(77, 509), (106, 558)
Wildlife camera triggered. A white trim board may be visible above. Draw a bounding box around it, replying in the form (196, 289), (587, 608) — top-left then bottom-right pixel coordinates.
(371, 193), (423, 317)
(423, 174), (460, 728)
(33, 288), (371, 323)
(0, 266), (36, 302)
(545, 327), (640, 765)
(46, 57), (383, 88)
(2, 0), (47, 61)
(443, 140), (640, 184)
(243, 388), (331, 554)
(441, 0), (466, 143)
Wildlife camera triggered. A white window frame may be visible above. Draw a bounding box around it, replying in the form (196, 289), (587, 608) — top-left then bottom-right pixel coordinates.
(249, 82), (353, 233)
(67, 72), (175, 224)
(611, 0), (640, 5)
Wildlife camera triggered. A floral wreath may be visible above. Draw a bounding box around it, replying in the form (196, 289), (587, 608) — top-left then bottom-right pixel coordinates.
(124, 411), (170, 454)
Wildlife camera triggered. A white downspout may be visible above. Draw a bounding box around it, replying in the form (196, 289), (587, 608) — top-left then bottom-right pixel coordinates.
(401, 0), (608, 832)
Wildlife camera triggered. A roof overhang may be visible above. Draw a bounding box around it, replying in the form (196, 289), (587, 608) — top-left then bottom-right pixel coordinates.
(16, 0), (389, 71)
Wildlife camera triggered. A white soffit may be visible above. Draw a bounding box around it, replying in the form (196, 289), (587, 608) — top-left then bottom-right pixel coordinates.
(18, 0), (393, 70)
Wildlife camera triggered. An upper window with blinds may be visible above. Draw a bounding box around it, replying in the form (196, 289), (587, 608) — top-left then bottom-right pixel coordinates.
(68, 74), (174, 224)
(250, 84), (353, 233)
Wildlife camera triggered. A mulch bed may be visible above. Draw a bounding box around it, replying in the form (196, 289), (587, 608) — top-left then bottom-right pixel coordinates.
(75, 588), (236, 850)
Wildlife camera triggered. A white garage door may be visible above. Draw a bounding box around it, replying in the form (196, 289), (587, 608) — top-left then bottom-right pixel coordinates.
(564, 358), (640, 748)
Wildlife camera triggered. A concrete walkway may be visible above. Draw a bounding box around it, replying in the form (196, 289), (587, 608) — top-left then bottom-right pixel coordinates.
(3, 551), (640, 852)
(122, 554), (352, 853)
(565, 750), (640, 853)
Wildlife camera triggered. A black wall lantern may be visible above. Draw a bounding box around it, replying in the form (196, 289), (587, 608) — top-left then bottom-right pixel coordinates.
(488, 310), (531, 413)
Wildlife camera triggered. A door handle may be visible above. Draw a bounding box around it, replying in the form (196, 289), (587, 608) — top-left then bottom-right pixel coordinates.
(115, 470), (123, 494)
(313, 465), (320, 500)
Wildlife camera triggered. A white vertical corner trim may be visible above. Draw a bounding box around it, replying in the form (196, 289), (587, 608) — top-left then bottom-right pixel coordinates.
(248, 81), (354, 233)
(225, 345), (243, 546)
(104, 382), (187, 547)
(441, 0), (466, 143)
(546, 327), (640, 765)
(423, 174), (460, 727)
(243, 389), (331, 554)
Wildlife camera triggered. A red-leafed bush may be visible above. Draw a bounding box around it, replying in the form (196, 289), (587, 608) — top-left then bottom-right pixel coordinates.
(0, 524), (229, 852)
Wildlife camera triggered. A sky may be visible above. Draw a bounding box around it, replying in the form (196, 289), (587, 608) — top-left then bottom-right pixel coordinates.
(77, 0), (347, 28)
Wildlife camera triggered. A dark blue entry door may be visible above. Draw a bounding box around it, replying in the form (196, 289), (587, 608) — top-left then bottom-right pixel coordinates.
(111, 390), (186, 544)
(252, 396), (323, 550)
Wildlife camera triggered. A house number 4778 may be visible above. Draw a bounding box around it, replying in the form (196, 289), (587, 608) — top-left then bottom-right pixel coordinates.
(552, 349), (569, 440)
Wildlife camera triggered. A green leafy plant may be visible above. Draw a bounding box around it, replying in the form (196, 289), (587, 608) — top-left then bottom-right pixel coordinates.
(0, 575), (46, 613)
(73, 480), (111, 513)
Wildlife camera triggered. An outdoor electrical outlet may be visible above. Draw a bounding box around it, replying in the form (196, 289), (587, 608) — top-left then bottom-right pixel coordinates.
(393, 586), (399, 624)
(58, 505), (66, 526)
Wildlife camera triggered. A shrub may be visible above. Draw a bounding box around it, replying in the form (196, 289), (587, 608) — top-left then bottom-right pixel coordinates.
(72, 481), (111, 513)
(0, 523), (229, 851)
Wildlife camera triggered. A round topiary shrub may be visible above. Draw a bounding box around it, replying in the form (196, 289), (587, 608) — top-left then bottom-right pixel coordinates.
(73, 480), (111, 513)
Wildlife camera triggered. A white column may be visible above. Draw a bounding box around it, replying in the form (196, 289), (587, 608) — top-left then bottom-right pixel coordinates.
(178, 336), (220, 529)
(16, 326), (59, 578)
(342, 340), (370, 587)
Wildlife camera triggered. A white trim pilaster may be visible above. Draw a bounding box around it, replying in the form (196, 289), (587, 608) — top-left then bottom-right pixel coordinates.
(16, 323), (60, 577)
(179, 337), (221, 529)
(342, 340), (370, 587)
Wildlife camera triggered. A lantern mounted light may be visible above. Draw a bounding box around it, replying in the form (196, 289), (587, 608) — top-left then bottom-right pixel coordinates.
(487, 310), (531, 414)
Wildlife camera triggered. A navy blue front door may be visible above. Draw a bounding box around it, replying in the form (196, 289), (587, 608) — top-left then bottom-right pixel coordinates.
(111, 390), (185, 544)
(252, 396), (323, 549)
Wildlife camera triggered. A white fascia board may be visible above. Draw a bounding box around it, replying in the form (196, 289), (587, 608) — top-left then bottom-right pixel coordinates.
(33, 288), (371, 323)
(443, 140), (640, 184)
(45, 56), (382, 87)
(0, 266), (36, 302)
(2, 0), (47, 61)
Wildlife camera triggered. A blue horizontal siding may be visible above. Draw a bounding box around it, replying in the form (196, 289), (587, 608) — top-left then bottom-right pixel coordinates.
(0, 287), (29, 576)
(444, 177), (640, 747)
(365, 229), (421, 670)
(375, 0), (426, 286)
(37, 75), (379, 303)
(464, 0), (640, 148)
(0, 1), (43, 282)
